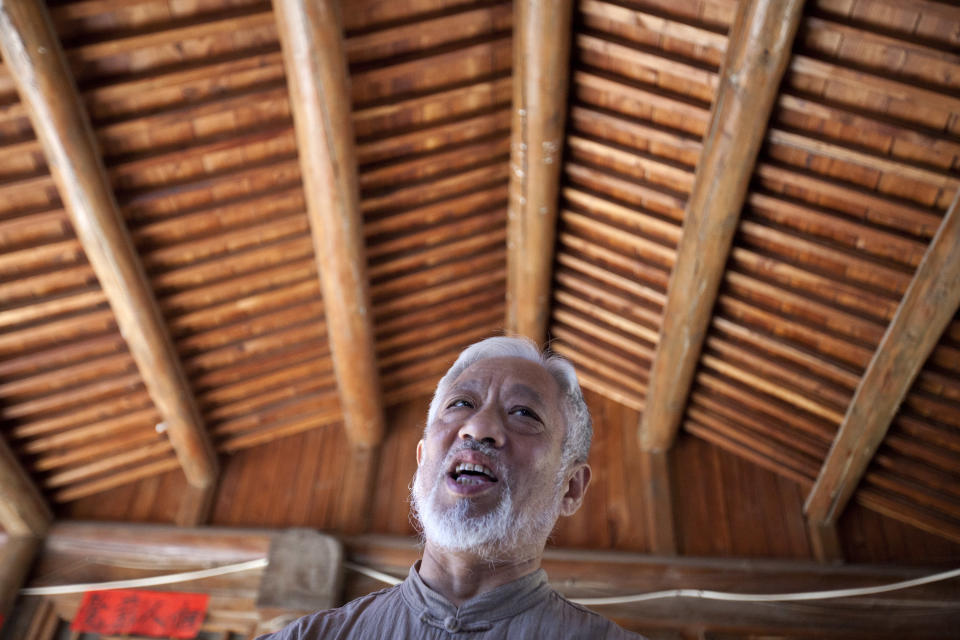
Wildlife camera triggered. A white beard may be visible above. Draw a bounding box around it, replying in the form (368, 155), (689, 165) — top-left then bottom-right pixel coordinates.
(411, 446), (565, 562)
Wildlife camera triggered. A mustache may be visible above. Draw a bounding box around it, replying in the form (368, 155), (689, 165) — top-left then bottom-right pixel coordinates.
(454, 438), (499, 457)
(440, 439), (503, 477)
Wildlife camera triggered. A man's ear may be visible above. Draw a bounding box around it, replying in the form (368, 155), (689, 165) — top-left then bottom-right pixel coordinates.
(416, 439), (424, 466)
(559, 463), (591, 517)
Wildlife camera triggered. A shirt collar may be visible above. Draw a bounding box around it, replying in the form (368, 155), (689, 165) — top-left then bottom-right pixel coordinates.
(399, 561), (552, 632)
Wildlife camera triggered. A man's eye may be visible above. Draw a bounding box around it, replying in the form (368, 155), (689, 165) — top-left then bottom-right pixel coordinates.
(511, 406), (541, 422)
(448, 399), (473, 409)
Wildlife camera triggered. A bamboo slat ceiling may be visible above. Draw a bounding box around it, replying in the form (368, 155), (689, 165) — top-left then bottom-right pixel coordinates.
(0, 0), (959, 554)
(550, 0), (960, 543)
(0, 0), (512, 502)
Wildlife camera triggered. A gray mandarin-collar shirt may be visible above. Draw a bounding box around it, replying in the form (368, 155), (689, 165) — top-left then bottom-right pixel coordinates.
(258, 564), (646, 639)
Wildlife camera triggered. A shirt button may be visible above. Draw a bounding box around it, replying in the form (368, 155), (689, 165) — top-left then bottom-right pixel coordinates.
(444, 616), (460, 632)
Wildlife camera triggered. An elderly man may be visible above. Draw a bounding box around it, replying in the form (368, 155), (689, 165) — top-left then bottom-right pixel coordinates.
(260, 337), (645, 638)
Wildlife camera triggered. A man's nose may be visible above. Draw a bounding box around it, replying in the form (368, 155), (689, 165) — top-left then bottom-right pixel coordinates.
(458, 405), (505, 447)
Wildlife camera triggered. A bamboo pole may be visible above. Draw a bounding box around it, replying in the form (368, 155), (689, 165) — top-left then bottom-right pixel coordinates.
(506, 0), (574, 344)
(0, 1), (218, 507)
(272, 0), (385, 448)
(804, 193), (960, 543)
(638, 0), (805, 453)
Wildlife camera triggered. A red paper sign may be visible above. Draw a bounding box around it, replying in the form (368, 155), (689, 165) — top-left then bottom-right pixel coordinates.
(71, 589), (209, 638)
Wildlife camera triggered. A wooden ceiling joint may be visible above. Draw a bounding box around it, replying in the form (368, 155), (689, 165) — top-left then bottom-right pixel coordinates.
(0, 0), (219, 522)
(506, 0), (575, 344)
(804, 193), (960, 556)
(272, 0), (385, 449)
(637, 0), (806, 454)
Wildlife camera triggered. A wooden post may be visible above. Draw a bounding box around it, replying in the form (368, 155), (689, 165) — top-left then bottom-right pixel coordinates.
(0, 434), (48, 628)
(808, 520), (843, 564)
(506, 0), (575, 344)
(332, 447), (381, 534)
(639, 450), (677, 555)
(805, 193), (960, 539)
(0, 436), (51, 538)
(176, 481), (220, 528)
(0, 535), (41, 623)
(272, 0), (385, 448)
(638, 0), (805, 452)
(0, 0), (218, 510)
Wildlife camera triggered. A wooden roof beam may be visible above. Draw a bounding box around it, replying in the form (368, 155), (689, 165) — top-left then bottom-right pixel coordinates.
(0, 0), (218, 518)
(804, 193), (960, 549)
(506, 0), (574, 344)
(272, 0), (385, 448)
(637, 0), (805, 453)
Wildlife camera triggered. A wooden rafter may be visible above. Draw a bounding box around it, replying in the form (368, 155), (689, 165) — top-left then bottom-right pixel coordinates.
(506, 0), (574, 344)
(272, 0), (385, 448)
(0, 0), (218, 519)
(805, 194), (960, 537)
(637, 0), (805, 453)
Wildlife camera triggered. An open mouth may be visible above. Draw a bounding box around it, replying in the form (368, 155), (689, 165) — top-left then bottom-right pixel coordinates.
(449, 462), (498, 486)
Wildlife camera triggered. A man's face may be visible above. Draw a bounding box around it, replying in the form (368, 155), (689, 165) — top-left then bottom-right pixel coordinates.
(411, 357), (572, 560)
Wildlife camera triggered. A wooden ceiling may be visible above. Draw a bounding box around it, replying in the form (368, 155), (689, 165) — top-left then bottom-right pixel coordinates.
(0, 0), (959, 566)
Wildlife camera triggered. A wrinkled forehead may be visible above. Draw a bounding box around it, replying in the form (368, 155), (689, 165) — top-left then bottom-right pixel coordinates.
(446, 356), (562, 409)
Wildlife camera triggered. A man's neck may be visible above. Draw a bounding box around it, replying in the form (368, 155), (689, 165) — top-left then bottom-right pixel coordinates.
(417, 542), (542, 607)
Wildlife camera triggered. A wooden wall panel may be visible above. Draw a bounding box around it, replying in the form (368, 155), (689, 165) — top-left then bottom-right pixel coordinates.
(840, 500), (960, 566)
(553, 388), (649, 551)
(672, 436), (813, 559)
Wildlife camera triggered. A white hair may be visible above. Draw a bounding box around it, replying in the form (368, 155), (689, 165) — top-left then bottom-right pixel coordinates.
(426, 336), (593, 469)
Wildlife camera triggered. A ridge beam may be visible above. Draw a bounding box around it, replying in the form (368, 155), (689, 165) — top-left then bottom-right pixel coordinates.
(638, 0), (805, 453)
